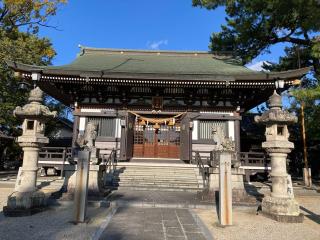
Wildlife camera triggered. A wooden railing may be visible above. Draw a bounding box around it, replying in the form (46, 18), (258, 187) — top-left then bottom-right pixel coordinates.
(101, 148), (117, 173)
(192, 150), (270, 182)
(238, 152), (270, 169)
(39, 147), (72, 164)
(192, 150), (270, 168)
(194, 151), (209, 189)
(38, 147), (120, 171)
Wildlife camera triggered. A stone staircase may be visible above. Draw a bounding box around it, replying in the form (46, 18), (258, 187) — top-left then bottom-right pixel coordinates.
(109, 161), (204, 192)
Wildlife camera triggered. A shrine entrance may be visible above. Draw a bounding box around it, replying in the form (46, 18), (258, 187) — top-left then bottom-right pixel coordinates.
(133, 117), (181, 159)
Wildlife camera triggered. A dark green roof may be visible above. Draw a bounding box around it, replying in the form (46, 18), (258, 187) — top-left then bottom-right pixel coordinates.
(49, 47), (254, 75)
(7, 47), (310, 81)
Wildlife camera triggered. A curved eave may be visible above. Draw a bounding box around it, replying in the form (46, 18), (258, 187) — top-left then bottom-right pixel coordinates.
(7, 60), (311, 82)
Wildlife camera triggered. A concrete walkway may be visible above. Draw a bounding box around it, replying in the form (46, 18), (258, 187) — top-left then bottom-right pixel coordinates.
(98, 207), (210, 240)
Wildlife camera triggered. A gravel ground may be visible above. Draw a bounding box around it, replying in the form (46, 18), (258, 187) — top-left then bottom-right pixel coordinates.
(195, 195), (320, 240)
(0, 187), (110, 240)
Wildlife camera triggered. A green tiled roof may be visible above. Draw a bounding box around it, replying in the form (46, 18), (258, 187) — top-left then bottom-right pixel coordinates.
(47, 47), (254, 75)
(7, 47), (310, 81)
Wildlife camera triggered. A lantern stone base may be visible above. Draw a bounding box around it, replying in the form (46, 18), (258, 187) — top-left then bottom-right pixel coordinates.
(87, 165), (109, 197)
(3, 191), (46, 217)
(63, 165), (109, 200)
(261, 196), (303, 223)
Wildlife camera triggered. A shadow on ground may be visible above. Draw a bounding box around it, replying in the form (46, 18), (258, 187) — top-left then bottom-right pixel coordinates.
(300, 206), (320, 224)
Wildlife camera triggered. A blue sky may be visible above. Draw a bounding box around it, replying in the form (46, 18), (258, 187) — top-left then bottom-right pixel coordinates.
(38, 1), (286, 66)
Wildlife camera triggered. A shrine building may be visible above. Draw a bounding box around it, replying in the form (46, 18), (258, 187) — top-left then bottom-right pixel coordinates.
(8, 47), (309, 162)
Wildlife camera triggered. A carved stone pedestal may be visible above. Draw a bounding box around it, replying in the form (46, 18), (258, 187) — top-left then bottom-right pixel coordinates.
(88, 165), (108, 197)
(4, 191), (46, 217)
(261, 196), (303, 222)
(66, 165), (108, 196)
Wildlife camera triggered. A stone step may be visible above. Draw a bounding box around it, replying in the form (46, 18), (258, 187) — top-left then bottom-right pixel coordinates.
(115, 171), (200, 175)
(116, 162), (199, 168)
(115, 175), (202, 181)
(112, 162), (204, 192)
(114, 174), (202, 180)
(116, 169), (197, 174)
(115, 172), (199, 176)
(116, 170), (202, 173)
(113, 180), (201, 186)
(113, 182), (201, 188)
(115, 186), (203, 192)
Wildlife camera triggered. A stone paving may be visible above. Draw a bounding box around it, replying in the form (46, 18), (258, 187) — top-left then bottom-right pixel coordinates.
(107, 189), (214, 208)
(99, 207), (209, 240)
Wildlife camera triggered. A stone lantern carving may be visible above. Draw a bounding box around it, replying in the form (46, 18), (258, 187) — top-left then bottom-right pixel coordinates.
(255, 91), (303, 222)
(4, 87), (56, 216)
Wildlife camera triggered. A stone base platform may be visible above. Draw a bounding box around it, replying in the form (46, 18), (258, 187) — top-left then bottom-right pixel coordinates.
(3, 190), (47, 217)
(260, 211), (304, 223)
(62, 165), (110, 200)
(261, 196), (303, 223)
(3, 206), (46, 217)
(197, 189), (258, 205)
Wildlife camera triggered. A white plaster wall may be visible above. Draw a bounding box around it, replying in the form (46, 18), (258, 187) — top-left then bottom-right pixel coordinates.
(192, 120), (198, 140)
(79, 117), (86, 131)
(80, 108), (101, 113)
(80, 108), (116, 113)
(115, 118), (121, 138)
(95, 141), (117, 150)
(228, 120), (235, 140)
(199, 111), (233, 115)
(192, 144), (214, 154)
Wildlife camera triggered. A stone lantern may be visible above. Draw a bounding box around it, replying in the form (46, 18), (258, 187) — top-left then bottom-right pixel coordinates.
(4, 87), (56, 216)
(255, 91), (303, 222)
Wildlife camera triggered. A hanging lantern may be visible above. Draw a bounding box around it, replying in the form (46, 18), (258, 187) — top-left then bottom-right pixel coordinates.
(140, 119), (146, 126)
(168, 119), (174, 126)
(154, 122), (160, 129)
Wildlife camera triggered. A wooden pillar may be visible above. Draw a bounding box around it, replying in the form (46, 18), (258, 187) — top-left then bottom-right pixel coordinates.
(119, 111), (127, 161)
(234, 112), (241, 153)
(72, 108), (80, 157)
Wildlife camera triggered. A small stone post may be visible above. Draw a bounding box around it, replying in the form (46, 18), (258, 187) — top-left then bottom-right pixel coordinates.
(73, 150), (90, 223)
(219, 151), (233, 226)
(4, 87), (56, 216)
(255, 91), (303, 222)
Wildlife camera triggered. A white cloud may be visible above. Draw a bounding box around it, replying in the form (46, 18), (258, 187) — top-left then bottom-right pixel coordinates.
(147, 40), (168, 50)
(246, 61), (272, 72)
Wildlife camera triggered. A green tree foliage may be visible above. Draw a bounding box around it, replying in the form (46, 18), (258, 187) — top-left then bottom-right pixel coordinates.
(0, 0), (66, 33)
(0, 0), (67, 134)
(0, 30), (56, 134)
(192, 0), (320, 74)
(0, 1), (67, 168)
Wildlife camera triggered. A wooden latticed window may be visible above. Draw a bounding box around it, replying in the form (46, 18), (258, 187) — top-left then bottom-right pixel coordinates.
(87, 117), (116, 137)
(198, 120), (227, 140)
(168, 126), (180, 145)
(134, 125), (144, 144)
